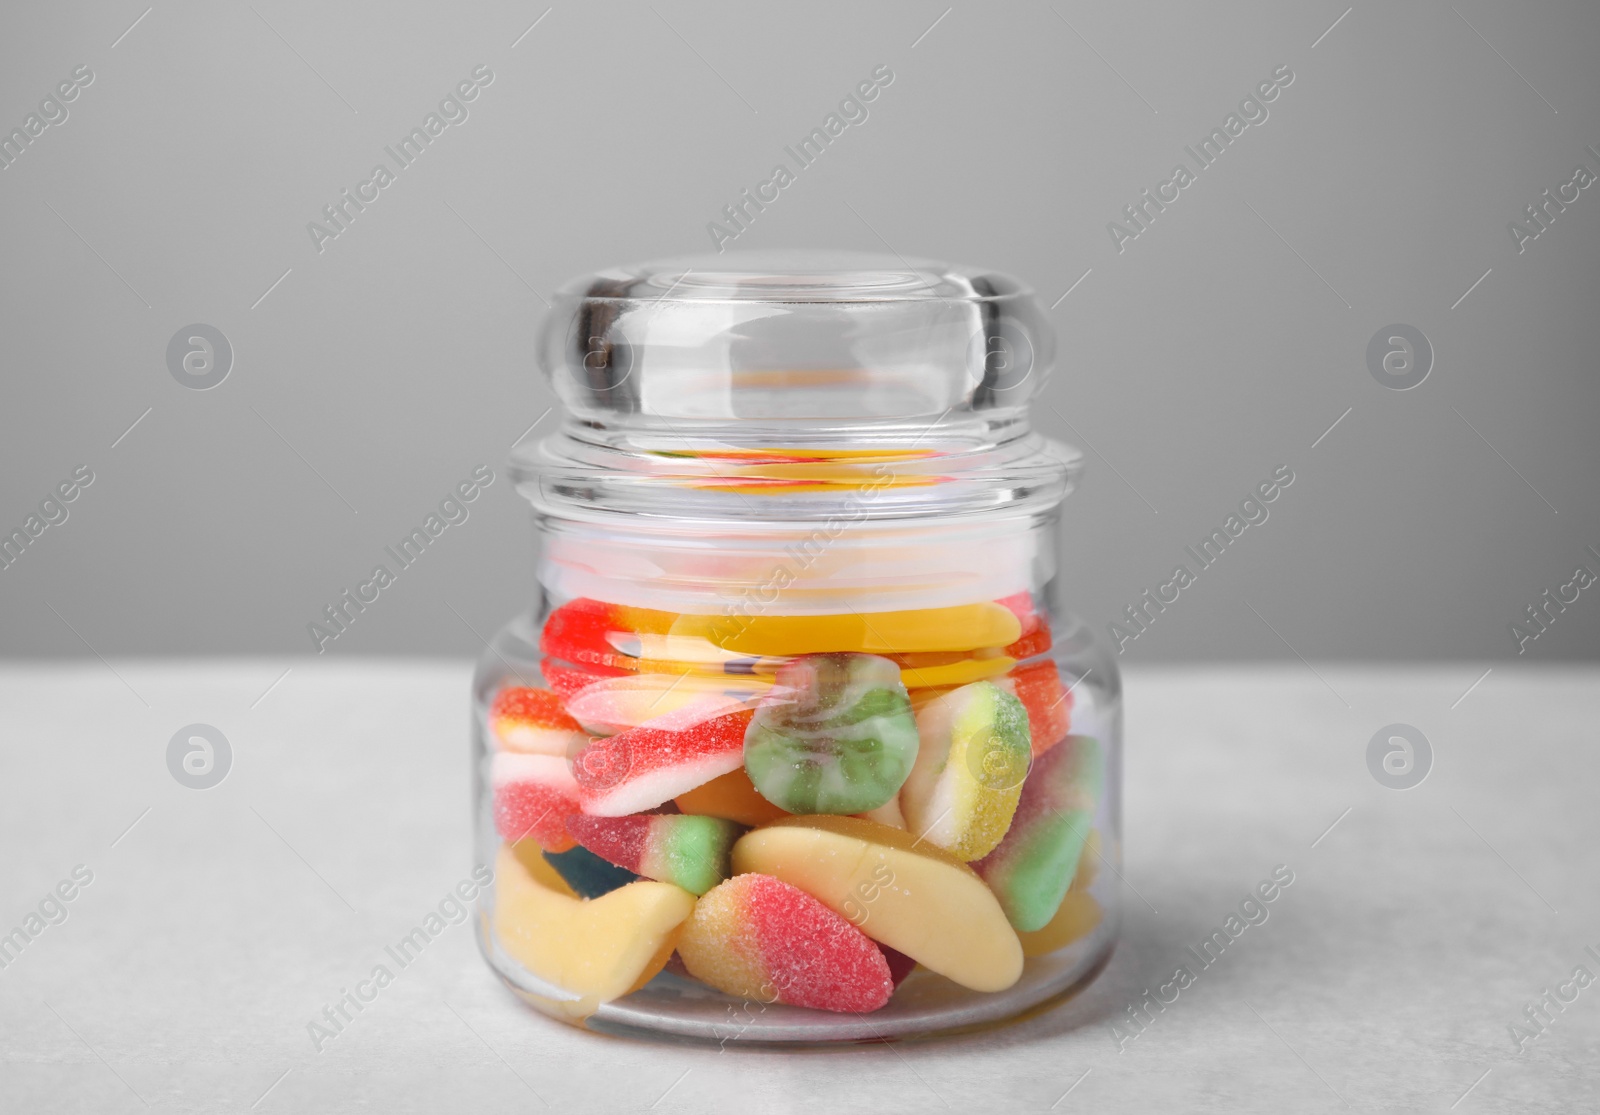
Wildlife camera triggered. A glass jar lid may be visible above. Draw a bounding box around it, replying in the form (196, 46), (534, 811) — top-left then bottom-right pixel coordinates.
(518, 250), (1078, 524)
(536, 250), (1055, 424)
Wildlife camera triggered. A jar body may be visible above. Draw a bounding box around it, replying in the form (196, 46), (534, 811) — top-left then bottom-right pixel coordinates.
(470, 505), (1122, 1042)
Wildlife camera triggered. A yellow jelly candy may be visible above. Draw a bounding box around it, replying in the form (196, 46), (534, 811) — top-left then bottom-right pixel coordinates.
(896, 655), (1015, 689)
(491, 845), (695, 1020)
(1017, 892), (1103, 958)
(509, 838), (577, 897)
(672, 602), (1022, 657)
(1074, 829), (1101, 892)
(900, 681), (1031, 861)
(730, 816), (1023, 993)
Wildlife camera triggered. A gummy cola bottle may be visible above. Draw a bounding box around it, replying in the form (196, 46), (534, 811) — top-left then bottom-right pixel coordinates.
(472, 251), (1121, 1040)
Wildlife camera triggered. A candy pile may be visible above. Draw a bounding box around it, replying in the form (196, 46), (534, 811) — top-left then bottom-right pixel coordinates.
(485, 593), (1105, 1018)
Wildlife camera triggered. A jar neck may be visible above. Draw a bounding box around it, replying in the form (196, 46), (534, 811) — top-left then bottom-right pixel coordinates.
(512, 412), (1080, 527)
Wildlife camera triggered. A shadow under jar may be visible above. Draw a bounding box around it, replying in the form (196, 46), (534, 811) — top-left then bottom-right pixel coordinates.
(471, 251), (1121, 1042)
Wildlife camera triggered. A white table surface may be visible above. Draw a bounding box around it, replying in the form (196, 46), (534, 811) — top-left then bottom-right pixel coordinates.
(1, 661), (1594, 1113)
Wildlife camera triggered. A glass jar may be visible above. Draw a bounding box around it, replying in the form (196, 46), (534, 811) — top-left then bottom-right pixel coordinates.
(471, 251), (1121, 1042)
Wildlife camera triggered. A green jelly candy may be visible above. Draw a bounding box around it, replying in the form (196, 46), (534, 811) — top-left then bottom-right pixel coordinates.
(743, 653), (919, 815)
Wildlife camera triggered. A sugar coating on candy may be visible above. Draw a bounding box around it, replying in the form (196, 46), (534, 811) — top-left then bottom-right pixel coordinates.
(491, 845), (694, 1020)
(540, 597), (677, 673)
(490, 687), (587, 755)
(567, 813), (741, 896)
(678, 874), (893, 1012)
(995, 591), (1053, 659)
(743, 653), (919, 815)
(492, 752), (582, 852)
(900, 681), (1032, 861)
(563, 673), (756, 737)
(573, 709), (753, 816)
(675, 768), (791, 826)
(997, 661), (1073, 757)
(542, 658), (627, 702)
(543, 844), (640, 898)
(973, 737), (1103, 931)
(730, 816), (1024, 993)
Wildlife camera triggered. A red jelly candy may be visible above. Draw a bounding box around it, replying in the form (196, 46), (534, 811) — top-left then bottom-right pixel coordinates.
(678, 874), (894, 1013)
(489, 686), (586, 755)
(492, 753), (582, 851)
(572, 709), (753, 817)
(1002, 660), (1073, 757)
(998, 591), (1053, 660)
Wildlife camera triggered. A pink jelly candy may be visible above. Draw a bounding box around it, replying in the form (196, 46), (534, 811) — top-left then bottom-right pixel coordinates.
(491, 752), (582, 852)
(489, 686), (587, 755)
(566, 813), (741, 895)
(571, 709), (753, 816)
(678, 873), (894, 1013)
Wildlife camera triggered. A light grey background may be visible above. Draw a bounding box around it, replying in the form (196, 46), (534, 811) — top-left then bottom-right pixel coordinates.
(1, 0), (1596, 662)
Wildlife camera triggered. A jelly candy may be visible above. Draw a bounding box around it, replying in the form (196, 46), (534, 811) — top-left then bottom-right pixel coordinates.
(489, 686), (587, 755)
(997, 660), (1072, 757)
(1017, 892), (1102, 958)
(889, 650), (1016, 689)
(1075, 828), (1102, 891)
(1016, 839), (1102, 959)
(674, 767), (790, 826)
(567, 813), (741, 896)
(539, 597), (677, 672)
(572, 709), (753, 816)
(509, 838), (576, 896)
(900, 681), (1031, 861)
(743, 653), (919, 815)
(563, 673), (758, 736)
(491, 845), (694, 1020)
(677, 873), (894, 1012)
(973, 736), (1103, 931)
(731, 816), (1023, 992)
(671, 601), (1023, 657)
(996, 591), (1052, 660)
(543, 844), (640, 898)
(492, 752), (582, 852)
(542, 658), (627, 702)
(543, 598), (778, 679)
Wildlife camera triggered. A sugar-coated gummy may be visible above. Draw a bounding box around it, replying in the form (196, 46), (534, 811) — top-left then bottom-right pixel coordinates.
(492, 752), (582, 852)
(974, 737), (1103, 931)
(567, 813), (741, 896)
(542, 657), (627, 702)
(730, 816), (1024, 993)
(743, 653), (919, 815)
(900, 681), (1032, 860)
(677, 873), (894, 1013)
(489, 686), (586, 755)
(998, 660), (1073, 757)
(562, 673), (756, 736)
(572, 709), (752, 816)
(540, 597), (677, 673)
